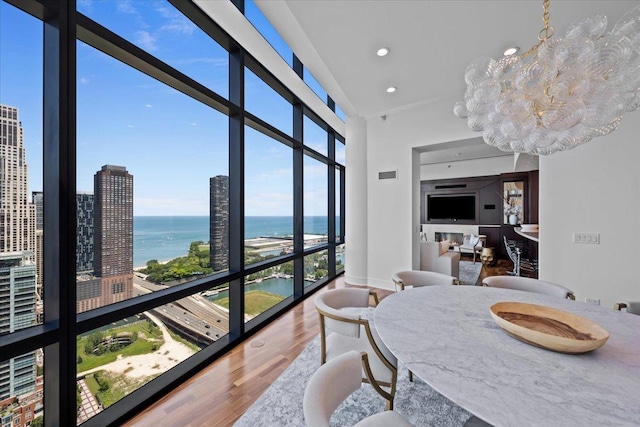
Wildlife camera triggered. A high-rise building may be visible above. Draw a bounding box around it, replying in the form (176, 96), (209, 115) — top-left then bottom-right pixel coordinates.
(0, 105), (38, 405)
(0, 105), (36, 259)
(210, 175), (229, 271)
(31, 192), (43, 231)
(0, 252), (37, 400)
(32, 192), (44, 293)
(76, 192), (94, 273)
(94, 165), (133, 305)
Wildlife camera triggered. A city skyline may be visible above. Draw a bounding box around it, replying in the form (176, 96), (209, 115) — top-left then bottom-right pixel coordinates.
(0, 1), (342, 217)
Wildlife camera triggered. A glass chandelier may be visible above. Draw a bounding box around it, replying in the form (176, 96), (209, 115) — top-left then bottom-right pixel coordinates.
(454, 0), (640, 155)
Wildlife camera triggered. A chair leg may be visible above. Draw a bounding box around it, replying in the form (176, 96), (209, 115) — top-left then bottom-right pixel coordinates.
(409, 370), (413, 382)
(385, 398), (394, 411)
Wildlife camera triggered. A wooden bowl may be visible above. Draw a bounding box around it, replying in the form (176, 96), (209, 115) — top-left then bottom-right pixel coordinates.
(490, 302), (610, 354)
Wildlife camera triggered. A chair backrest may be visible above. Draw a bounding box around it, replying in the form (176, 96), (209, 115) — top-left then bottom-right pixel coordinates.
(463, 234), (485, 248)
(304, 351), (362, 427)
(614, 301), (640, 315)
(421, 240), (448, 257)
(393, 270), (456, 289)
(314, 288), (370, 338)
(503, 236), (520, 264)
(482, 276), (575, 299)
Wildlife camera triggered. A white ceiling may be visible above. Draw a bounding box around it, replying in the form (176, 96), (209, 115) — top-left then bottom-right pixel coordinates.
(256, 1), (639, 164)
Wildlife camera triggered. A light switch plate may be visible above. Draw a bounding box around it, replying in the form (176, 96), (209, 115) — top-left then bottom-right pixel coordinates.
(573, 233), (600, 244)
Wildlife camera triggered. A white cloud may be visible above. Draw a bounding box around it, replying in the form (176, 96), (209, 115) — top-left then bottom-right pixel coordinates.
(190, 123), (197, 126)
(80, 77), (90, 84)
(117, 0), (136, 14)
(145, 104), (153, 108)
(306, 141), (325, 153)
(127, 125), (134, 128)
(303, 163), (327, 178)
(155, 5), (195, 35)
(302, 189), (328, 215)
(245, 193), (293, 216)
(136, 31), (157, 52)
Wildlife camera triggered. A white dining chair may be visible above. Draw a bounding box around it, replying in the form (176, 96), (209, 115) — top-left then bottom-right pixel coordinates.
(614, 301), (640, 315)
(482, 276), (575, 300)
(392, 270), (458, 291)
(315, 288), (398, 409)
(303, 350), (413, 427)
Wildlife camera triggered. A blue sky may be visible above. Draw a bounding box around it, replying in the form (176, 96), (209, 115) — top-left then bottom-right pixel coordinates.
(0, 0), (338, 216)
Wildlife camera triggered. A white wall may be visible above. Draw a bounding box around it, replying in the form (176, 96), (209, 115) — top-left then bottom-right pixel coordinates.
(361, 101), (478, 289)
(539, 118), (640, 309)
(344, 117), (368, 285)
(420, 155), (538, 181)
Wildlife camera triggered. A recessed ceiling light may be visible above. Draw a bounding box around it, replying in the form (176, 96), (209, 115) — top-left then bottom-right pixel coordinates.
(377, 47), (390, 57)
(503, 46), (519, 56)
(386, 86), (397, 93)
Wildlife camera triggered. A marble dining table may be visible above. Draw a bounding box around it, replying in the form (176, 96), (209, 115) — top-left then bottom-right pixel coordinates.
(374, 285), (640, 427)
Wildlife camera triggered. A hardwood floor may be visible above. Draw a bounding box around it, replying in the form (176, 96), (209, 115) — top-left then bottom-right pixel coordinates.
(124, 259), (509, 427)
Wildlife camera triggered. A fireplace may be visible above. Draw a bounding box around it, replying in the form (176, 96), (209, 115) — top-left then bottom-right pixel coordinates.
(435, 232), (464, 245)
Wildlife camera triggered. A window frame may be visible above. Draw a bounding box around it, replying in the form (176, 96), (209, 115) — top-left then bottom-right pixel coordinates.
(0, 1), (346, 426)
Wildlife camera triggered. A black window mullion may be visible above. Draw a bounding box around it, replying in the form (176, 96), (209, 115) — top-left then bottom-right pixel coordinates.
(340, 166), (346, 243)
(231, 0), (244, 14)
(327, 96), (336, 112)
(228, 43), (245, 339)
(293, 53), (304, 298)
(293, 100), (304, 299)
(42, 1), (77, 426)
(328, 130), (336, 277)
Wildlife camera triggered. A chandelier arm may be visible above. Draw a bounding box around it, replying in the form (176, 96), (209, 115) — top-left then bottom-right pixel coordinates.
(521, 0), (554, 59)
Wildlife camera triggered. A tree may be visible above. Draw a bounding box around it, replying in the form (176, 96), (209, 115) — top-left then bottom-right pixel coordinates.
(280, 262), (294, 275)
(77, 385), (82, 412)
(84, 331), (105, 355)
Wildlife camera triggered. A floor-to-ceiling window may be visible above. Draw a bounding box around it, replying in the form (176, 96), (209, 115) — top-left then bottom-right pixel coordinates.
(0, 1), (345, 426)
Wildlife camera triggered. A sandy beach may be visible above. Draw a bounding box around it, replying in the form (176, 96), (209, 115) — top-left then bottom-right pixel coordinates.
(77, 311), (196, 379)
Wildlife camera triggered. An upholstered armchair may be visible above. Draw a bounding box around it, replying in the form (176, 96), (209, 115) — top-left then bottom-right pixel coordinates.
(614, 301), (640, 315)
(392, 270), (458, 291)
(303, 351), (412, 427)
(420, 240), (460, 278)
(314, 288), (398, 410)
(482, 276), (575, 300)
(457, 234), (486, 263)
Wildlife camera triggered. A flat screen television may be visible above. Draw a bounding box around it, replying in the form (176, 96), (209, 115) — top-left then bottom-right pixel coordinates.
(427, 194), (475, 221)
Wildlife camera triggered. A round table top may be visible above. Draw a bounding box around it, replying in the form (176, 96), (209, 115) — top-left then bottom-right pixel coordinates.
(374, 285), (640, 427)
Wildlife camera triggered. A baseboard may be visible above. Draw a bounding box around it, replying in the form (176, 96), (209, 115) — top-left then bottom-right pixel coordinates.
(363, 277), (396, 291)
(343, 274), (368, 286)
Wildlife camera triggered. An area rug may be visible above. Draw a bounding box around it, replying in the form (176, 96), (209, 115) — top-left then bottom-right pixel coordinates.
(459, 260), (482, 286)
(234, 337), (471, 427)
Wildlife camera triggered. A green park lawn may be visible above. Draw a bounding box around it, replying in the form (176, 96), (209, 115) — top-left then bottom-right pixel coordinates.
(76, 321), (164, 372)
(215, 290), (285, 316)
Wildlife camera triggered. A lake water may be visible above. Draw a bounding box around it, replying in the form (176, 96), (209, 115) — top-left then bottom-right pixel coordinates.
(134, 216), (335, 268)
(206, 277), (294, 301)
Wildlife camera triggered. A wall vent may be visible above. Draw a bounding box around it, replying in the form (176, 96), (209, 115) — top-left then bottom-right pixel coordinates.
(378, 170), (397, 180)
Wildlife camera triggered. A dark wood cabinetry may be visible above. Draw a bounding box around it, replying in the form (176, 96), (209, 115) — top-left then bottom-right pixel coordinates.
(420, 176), (501, 225)
(422, 171), (539, 260)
